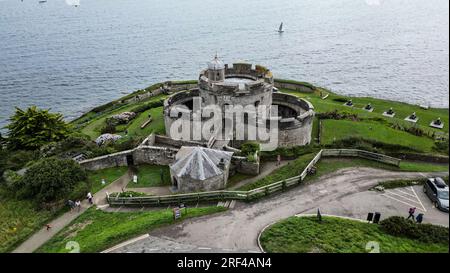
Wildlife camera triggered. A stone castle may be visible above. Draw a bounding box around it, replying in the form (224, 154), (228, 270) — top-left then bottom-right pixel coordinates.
(81, 57), (315, 193)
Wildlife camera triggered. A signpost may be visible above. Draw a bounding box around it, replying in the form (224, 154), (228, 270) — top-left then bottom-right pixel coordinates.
(173, 207), (181, 220)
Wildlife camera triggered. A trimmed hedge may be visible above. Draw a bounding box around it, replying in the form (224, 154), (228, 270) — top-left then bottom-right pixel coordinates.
(380, 216), (449, 244)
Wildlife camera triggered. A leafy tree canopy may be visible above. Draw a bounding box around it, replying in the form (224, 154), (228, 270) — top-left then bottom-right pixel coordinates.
(15, 158), (88, 206)
(5, 106), (71, 150)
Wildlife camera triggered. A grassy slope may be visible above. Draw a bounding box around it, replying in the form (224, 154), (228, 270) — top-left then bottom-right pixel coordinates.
(283, 88), (449, 135)
(237, 153), (317, 191)
(128, 164), (171, 188)
(321, 119), (436, 152)
(0, 195), (59, 253)
(260, 216), (448, 253)
(36, 206), (226, 253)
(79, 95), (167, 140)
(87, 166), (128, 193)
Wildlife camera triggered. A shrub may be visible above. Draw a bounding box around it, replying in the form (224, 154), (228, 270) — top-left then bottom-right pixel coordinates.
(317, 110), (359, 121)
(380, 216), (449, 244)
(434, 139), (449, 154)
(15, 158), (88, 208)
(100, 123), (116, 134)
(332, 97), (348, 103)
(129, 100), (164, 114)
(241, 142), (260, 156)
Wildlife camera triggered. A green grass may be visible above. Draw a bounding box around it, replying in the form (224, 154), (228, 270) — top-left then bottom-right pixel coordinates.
(226, 173), (254, 188)
(321, 119), (436, 153)
(260, 216), (448, 253)
(0, 195), (58, 253)
(127, 164), (171, 188)
(36, 206), (226, 253)
(87, 166), (128, 193)
(122, 106), (166, 137)
(79, 95), (167, 140)
(282, 88), (449, 136)
(237, 153), (317, 191)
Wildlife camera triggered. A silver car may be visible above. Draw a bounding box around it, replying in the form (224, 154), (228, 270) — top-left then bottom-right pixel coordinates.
(423, 177), (449, 212)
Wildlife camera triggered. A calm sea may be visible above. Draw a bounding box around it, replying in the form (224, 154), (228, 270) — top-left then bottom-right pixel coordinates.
(0, 0), (448, 129)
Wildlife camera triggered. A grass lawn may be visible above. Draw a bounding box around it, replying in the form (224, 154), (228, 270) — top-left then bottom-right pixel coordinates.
(0, 195), (59, 253)
(79, 94), (167, 140)
(127, 164), (171, 188)
(226, 173), (255, 188)
(121, 106), (166, 137)
(260, 216), (448, 253)
(321, 119), (436, 153)
(36, 206), (226, 253)
(87, 166), (129, 193)
(282, 88), (449, 136)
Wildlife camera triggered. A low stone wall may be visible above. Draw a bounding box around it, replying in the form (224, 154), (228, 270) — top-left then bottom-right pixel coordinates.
(133, 146), (178, 165)
(154, 134), (205, 148)
(231, 156), (260, 175)
(79, 150), (134, 171)
(274, 80), (316, 93)
(79, 145), (179, 171)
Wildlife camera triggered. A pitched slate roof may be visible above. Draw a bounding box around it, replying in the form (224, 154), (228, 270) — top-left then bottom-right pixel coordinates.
(170, 146), (233, 181)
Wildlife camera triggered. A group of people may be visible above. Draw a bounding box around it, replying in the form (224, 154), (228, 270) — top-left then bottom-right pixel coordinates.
(45, 192), (95, 232)
(67, 199), (82, 212)
(407, 207), (424, 223)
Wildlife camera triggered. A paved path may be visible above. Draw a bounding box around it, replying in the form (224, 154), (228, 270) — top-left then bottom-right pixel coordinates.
(12, 170), (133, 253)
(110, 168), (449, 253)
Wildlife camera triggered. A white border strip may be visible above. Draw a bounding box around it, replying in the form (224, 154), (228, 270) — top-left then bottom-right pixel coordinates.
(101, 234), (149, 253)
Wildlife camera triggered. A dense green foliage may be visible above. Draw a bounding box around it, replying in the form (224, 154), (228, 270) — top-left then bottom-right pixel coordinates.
(260, 216), (448, 253)
(380, 216), (449, 244)
(37, 206), (226, 253)
(14, 158), (89, 207)
(5, 106), (71, 150)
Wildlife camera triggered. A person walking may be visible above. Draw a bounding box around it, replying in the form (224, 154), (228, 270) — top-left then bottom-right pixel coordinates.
(67, 200), (75, 212)
(416, 213), (424, 224)
(45, 224), (52, 231)
(407, 207), (416, 220)
(75, 200), (81, 212)
(277, 154), (281, 166)
(87, 192), (93, 205)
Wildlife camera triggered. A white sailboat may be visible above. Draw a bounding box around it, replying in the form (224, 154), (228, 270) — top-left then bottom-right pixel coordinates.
(66, 0), (80, 7)
(278, 22), (284, 33)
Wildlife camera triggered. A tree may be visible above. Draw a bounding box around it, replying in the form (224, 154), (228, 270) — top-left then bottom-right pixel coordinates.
(15, 158), (88, 206)
(5, 106), (71, 150)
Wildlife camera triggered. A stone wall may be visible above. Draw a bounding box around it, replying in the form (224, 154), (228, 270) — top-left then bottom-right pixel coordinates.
(79, 145), (179, 171)
(79, 150), (134, 171)
(174, 174), (225, 193)
(274, 80), (315, 93)
(231, 156), (260, 175)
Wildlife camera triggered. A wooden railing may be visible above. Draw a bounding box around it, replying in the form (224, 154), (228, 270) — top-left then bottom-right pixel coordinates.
(107, 149), (401, 207)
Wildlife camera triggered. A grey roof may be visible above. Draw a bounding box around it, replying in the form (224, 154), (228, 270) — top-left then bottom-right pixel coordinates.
(170, 146), (233, 181)
(207, 55), (225, 70)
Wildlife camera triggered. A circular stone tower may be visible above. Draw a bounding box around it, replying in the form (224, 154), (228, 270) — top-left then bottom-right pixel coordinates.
(198, 56), (274, 112)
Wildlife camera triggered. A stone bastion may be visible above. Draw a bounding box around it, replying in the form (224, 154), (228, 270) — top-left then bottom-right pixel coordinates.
(163, 59), (315, 148)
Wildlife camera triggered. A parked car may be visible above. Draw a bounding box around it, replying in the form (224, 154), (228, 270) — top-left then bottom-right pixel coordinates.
(423, 177), (449, 212)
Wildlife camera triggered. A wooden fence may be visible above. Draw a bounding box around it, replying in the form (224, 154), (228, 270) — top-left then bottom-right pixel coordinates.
(107, 149), (401, 207)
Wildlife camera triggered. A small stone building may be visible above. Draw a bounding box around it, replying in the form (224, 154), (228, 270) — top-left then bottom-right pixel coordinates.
(169, 146), (233, 192)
